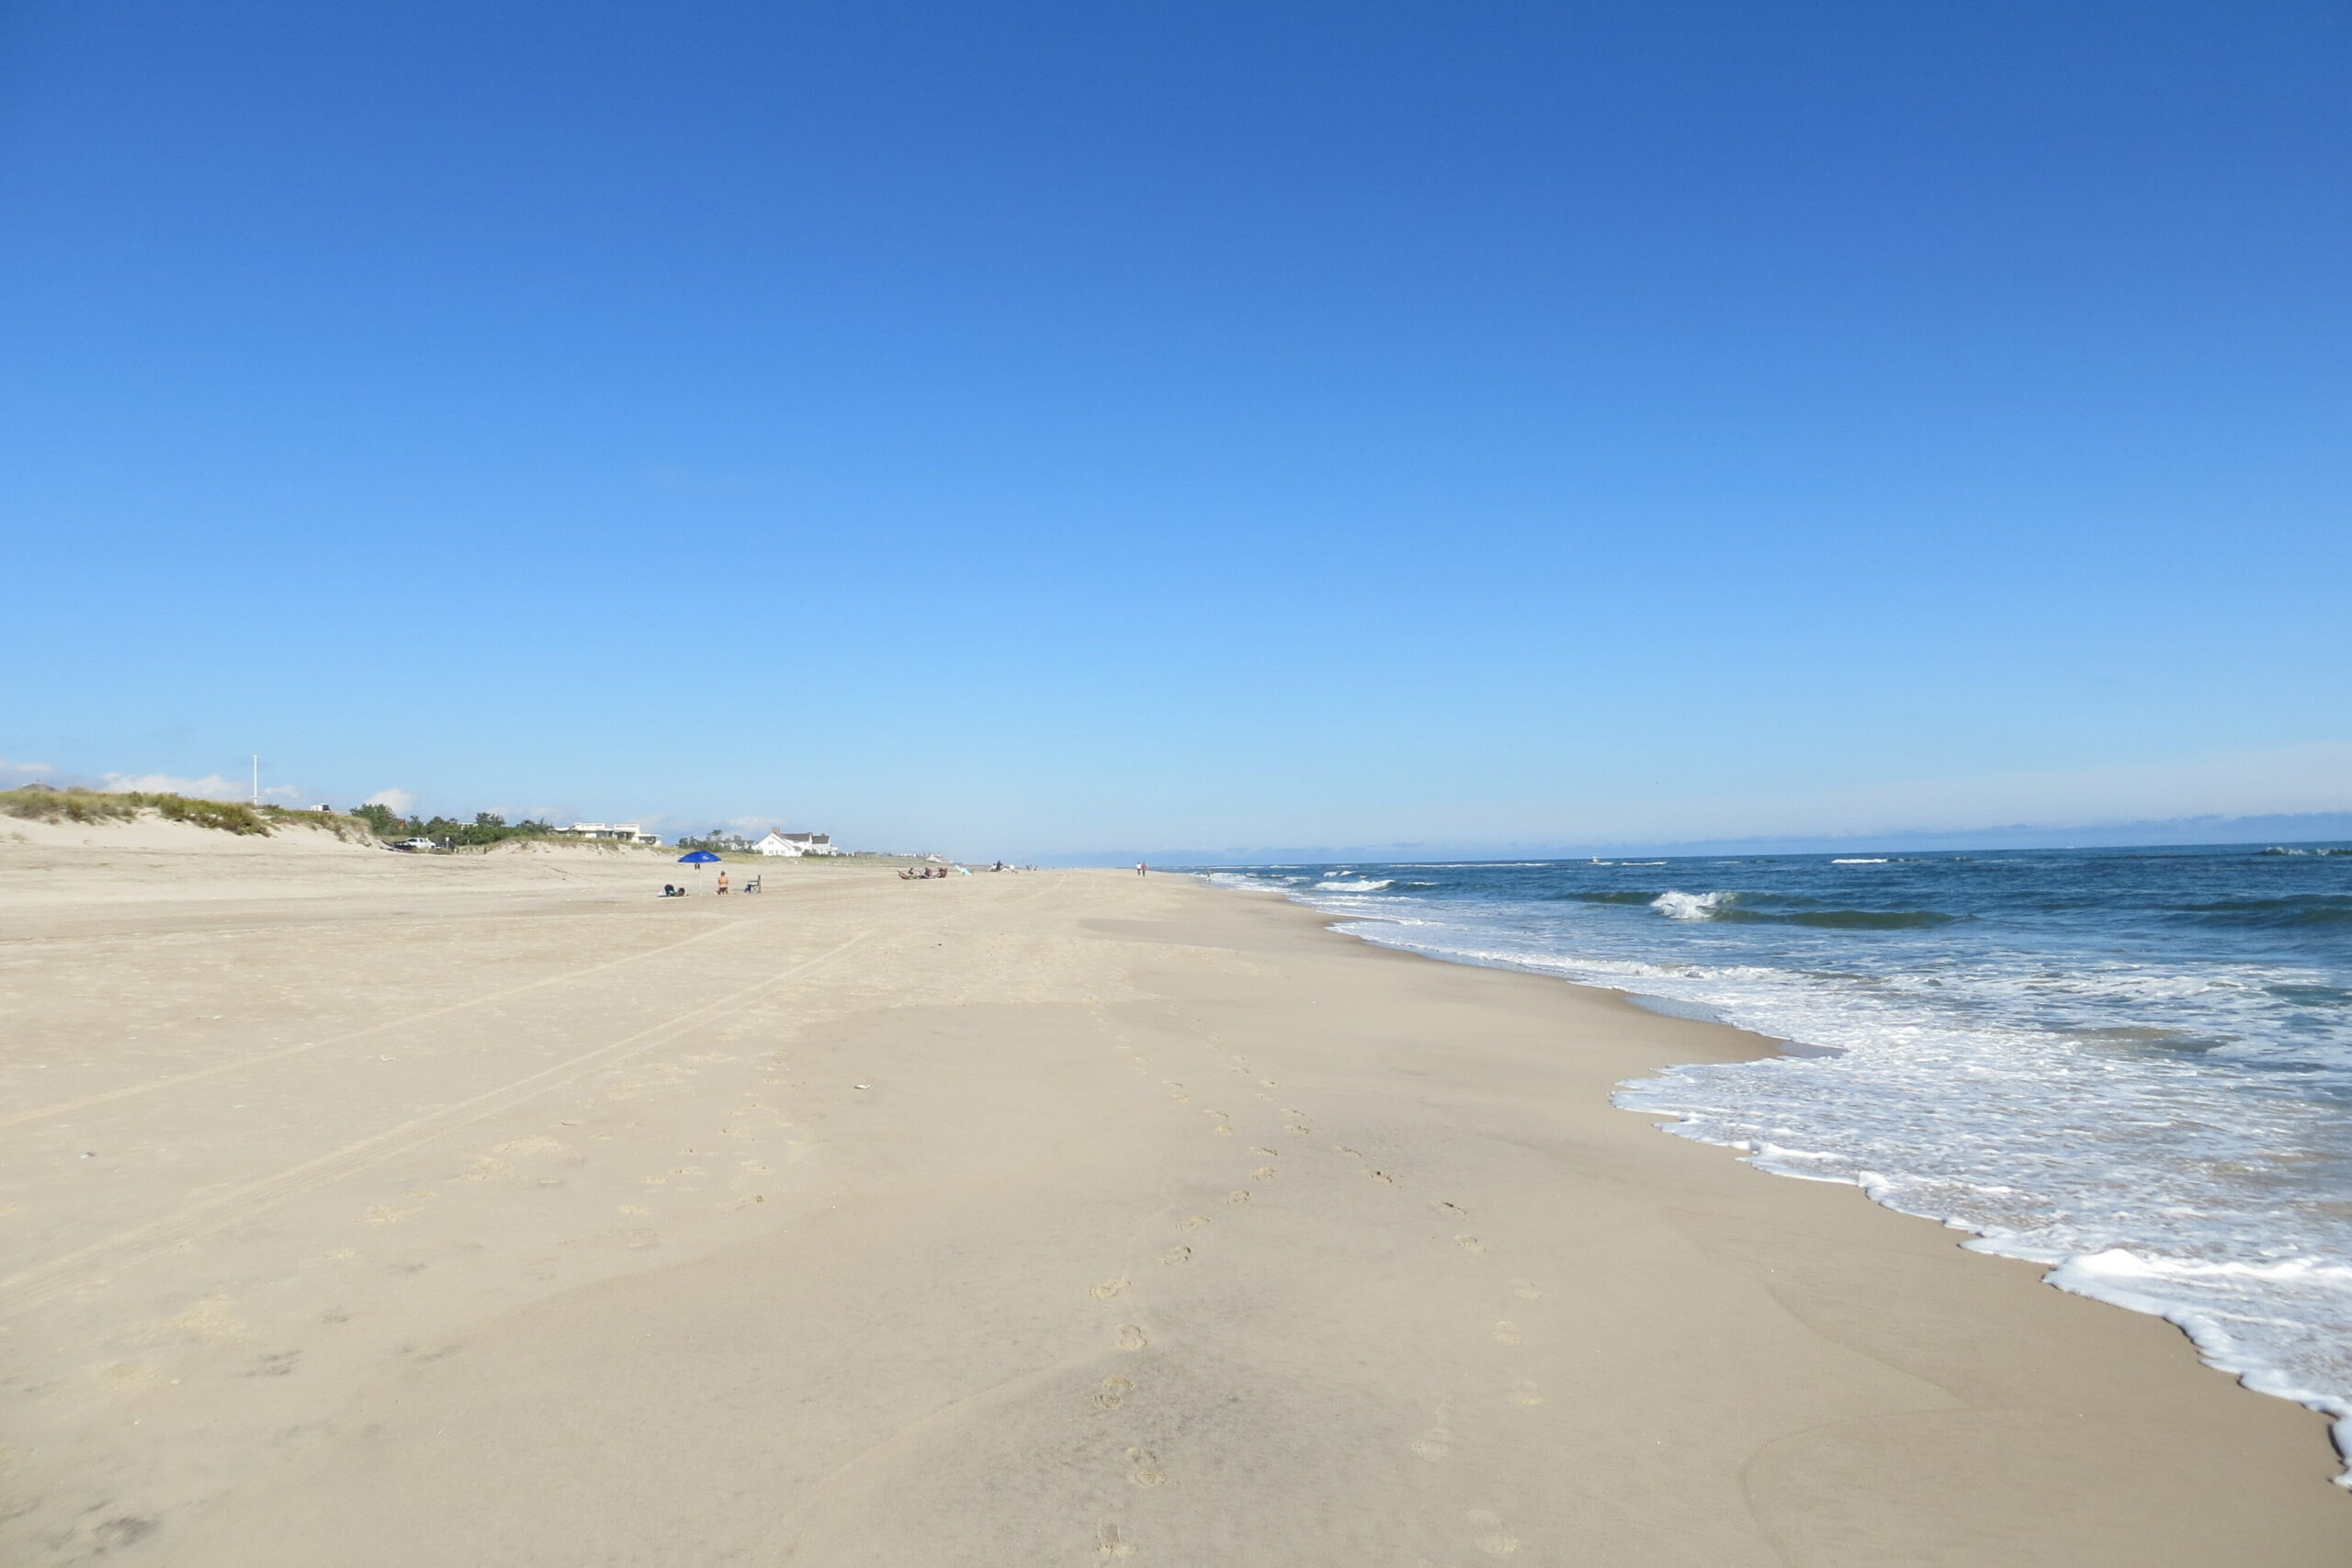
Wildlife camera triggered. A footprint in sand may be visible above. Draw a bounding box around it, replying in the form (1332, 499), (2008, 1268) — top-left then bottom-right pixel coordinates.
(1435, 1201), (1469, 1219)
(1252, 1146), (1279, 1156)
(1213, 1124), (1233, 1135)
(1094, 1375), (1132, 1410)
(1510, 1278), (1541, 1300)
(1362, 1168), (1395, 1184)
(1092, 1276), (1131, 1300)
(1455, 1235), (1486, 1254)
(1116, 1324), (1148, 1351)
(1331, 1145), (1360, 1159)
(1170, 1093), (1190, 1103)
(1285, 1124), (1313, 1137)
(1506, 1380), (1544, 1407)
(1466, 1510), (1521, 1556)
(1159, 1245), (1192, 1267)
(241, 1350), (300, 1379)
(1410, 1427), (1452, 1461)
(1177, 1215), (1210, 1231)
(1125, 1448), (1168, 1487)
(1492, 1321), (1521, 1346)
(492, 1135), (562, 1156)
(1252, 1165), (1278, 1180)
(1096, 1522), (1136, 1561)
(1227, 1190), (1250, 1204)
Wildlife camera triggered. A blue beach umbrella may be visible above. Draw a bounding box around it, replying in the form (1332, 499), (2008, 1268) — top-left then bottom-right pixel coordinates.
(677, 851), (721, 864)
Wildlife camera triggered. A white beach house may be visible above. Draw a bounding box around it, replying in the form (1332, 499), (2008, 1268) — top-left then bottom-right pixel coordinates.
(560, 822), (662, 845)
(754, 830), (839, 857)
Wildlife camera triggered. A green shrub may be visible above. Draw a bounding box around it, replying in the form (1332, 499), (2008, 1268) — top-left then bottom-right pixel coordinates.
(141, 794), (268, 834)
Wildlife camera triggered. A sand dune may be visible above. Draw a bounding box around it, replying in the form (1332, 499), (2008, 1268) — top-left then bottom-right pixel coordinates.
(1, 833), (2343, 1563)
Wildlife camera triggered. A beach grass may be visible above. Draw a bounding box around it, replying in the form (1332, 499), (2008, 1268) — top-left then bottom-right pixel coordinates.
(1, 787), (273, 835)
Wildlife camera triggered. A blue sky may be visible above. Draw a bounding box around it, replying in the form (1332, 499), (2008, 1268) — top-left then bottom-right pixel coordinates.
(3, 1), (2345, 858)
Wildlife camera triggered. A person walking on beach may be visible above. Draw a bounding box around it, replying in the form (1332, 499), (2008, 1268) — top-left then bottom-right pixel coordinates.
(1136, 862), (1148, 876)
(718, 870), (729, 895)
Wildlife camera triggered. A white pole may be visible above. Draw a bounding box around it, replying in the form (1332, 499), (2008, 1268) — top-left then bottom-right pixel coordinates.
(251, 754), (259, 807)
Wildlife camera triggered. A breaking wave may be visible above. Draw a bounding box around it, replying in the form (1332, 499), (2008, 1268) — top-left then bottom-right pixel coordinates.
(1188, 846), (2352, 1478)
(1650, 890), (1958, 929)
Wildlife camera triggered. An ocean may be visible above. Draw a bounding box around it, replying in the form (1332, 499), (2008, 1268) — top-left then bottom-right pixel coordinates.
(1197, 843), (2352, 1473)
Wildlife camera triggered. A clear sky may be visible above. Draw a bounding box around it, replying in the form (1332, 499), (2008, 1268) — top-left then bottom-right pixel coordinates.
(3, 1), (2346, 858)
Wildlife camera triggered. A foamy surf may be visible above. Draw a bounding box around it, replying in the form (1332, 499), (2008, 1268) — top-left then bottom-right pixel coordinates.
(1651, 889), (1734, 920)
(1186, 846), (2352, 1480)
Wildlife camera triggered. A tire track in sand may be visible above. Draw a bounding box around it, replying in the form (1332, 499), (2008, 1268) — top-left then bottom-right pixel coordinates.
(0, 928), (876, 1321)
(0, 914), (752, 1131)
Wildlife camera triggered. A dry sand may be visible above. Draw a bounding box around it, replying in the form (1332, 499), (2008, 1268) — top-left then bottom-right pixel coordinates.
(2, 819), (2346, 1564)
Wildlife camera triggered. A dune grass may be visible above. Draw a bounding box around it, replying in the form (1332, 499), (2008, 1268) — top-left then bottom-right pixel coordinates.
(1, 788), (273, 835)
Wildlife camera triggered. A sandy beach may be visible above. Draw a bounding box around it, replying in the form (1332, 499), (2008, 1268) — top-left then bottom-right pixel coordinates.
(2, 820), (2345, 1565)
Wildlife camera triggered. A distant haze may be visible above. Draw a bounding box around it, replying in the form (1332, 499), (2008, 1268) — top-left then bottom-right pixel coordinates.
(1068, 813), (2352, 870)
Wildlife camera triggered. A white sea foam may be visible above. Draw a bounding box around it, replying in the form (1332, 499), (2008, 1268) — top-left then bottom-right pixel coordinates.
(1315, 878), (1393, 892)
(1621, 1006), (2352, 1481)
(1831, 857), (1889, 863)
(1651, 889), (1734, 920)
(1239, 861), (2352, 1483)
(1203, 872), (1295, 895)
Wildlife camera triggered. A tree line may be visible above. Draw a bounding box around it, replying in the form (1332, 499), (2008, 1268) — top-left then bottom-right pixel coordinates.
(351, 805), (561, 846)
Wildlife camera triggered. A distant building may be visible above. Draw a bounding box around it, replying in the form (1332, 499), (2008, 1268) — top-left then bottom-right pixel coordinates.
(560, 822), (662, 845)
(754, 830), (839, 857)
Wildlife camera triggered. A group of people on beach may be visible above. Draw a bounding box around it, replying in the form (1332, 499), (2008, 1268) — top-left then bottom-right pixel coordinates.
(660, 870), (757, 897)
(899, 861), (1045, 880)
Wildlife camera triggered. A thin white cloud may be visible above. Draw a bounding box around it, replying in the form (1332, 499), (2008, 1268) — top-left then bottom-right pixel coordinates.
(0, 757), (56, 784)
(99, 771), (301, 802)
(363, 788), (419, 815)
(1746, 739), (2352, 840)
(1496, 737), (2352, 848)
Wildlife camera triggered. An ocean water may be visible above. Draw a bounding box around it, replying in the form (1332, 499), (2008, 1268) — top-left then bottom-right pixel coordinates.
(1197, 845), (2352, 1472)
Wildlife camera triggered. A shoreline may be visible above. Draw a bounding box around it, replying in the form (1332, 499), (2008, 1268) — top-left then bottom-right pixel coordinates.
(1230, 866), (2352, 1477)
(4, 840), (2346, 1562)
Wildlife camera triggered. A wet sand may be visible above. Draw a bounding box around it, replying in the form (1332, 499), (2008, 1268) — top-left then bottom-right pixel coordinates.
(2, 821), (2345, 1563)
